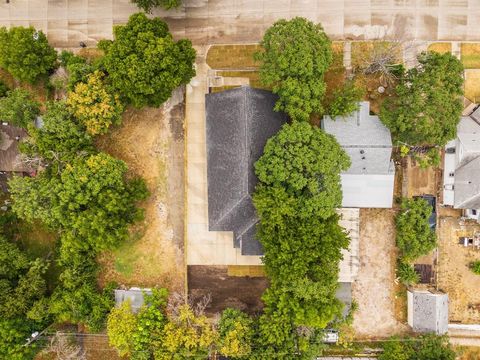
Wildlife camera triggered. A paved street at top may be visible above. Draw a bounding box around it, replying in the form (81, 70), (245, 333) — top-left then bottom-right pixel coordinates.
(1, 0), (480, 47)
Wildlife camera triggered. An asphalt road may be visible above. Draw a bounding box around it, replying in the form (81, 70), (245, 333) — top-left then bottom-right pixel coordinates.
(0, 0), (480, 47)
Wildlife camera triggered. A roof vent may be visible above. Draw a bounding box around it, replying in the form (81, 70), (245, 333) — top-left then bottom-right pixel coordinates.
(361, 156), (366, 160)
(360, 150), (365, 154)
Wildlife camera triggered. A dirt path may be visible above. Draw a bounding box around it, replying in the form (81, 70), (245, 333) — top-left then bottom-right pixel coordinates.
(352, 208), (408, 338)
(97, 88), (185, 292)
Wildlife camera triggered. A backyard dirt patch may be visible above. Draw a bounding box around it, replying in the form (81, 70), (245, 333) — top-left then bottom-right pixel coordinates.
(188, 265), (268, 316)
(464, 69), (480, 103)
(427, 42), (452, 54)
(96, 88), (185, 292)
(405, 156), (439, 198)
(461, 43), (480, 69)
(437, 216), (480, 323)
(352, 208), (409, 339)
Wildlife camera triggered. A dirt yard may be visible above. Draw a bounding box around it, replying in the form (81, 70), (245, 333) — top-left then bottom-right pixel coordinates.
(405, 156), (439, 198)
(437, 215), (480, 323)
(96, 88), (185, 293)
(352, 209), (409, 339)
(188, 266), (268, 316)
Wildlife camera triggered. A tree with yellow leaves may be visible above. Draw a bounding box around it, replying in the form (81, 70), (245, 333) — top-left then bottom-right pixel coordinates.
(107, 300), (137, 358)
(155, 303), (217, 360)
(217, 308), (254, 358)
(67, 70), (123, 135)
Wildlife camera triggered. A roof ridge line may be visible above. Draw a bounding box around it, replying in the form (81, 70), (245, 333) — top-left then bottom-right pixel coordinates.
(209, 193), (251, 229)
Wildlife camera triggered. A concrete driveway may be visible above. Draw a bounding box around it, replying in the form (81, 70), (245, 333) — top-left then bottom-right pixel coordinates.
(0, 1), (480, 47)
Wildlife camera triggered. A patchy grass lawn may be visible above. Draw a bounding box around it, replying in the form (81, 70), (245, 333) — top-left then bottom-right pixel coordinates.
(464, 70), (480, 103)
(461, 43), (480, 69)
(206, 44), (261, 69)
(96, 95), (185, 292)
(455, 346), (480, 359)
(427, 42), (452, 54)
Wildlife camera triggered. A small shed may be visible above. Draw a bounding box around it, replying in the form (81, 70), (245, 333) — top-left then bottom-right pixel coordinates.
(407, 290), (448, 335)
(114, 288), (152, 313)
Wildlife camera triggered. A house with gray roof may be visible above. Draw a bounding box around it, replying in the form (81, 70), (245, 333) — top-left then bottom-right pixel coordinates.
(322, 101), (395, 208)
(205, 86), (288, 256)
(443, 106), (480, 220)
(407, 290), (448, 335)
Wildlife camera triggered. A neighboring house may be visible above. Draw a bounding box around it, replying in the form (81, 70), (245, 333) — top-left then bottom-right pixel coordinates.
(407, 289), (448, 335)
(443, 106), (480, 220)
(322, 101), (395, 208)
(114, 288), (152, 313)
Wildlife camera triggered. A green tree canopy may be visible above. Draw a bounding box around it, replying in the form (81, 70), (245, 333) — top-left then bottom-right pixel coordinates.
(0, 26), (57, 83)
(257, 17), (332, 121)
(99, 13), (196, 108)
(396, 198), (437, 261)
(21, 101), (94, 165)
(324, 80), (364, 118)
(380, 52), (464, 146)
(9, 153), (148, 251)
(254, 121), (350, 218)
(66, 70), (124, 135)
(131, 0), (182, 13)
(0, 89), (40, 128)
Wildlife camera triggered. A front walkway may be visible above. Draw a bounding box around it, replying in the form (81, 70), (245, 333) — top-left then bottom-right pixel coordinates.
(185, 46), (261, 266)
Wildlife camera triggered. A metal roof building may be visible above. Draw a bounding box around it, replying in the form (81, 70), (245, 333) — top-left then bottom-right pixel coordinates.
(114, 288), (152, 313)
(407, 290), (449, 335)
(322, 102), (395, 208)
(0, 124), (29, 172)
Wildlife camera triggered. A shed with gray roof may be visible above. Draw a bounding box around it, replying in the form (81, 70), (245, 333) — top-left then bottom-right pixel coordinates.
(407, 290), (448, 335)
(205, 86), (287, 256)
(0, 124), (30, 173)
(322, 102), (395, 208)
(114, 288), (152, 313)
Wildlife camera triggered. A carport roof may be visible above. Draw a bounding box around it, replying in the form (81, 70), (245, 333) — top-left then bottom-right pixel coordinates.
(205, 86), (287, 255)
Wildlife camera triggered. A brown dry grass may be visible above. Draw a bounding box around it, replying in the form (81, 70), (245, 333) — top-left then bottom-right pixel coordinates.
(427, 42), (452, 54)
(437, 216), (480, 323)
(454, 346), (480, 359)
(96, 93), (185, 292)
(351, 41), (403, 72)
(461, 43), (480, 69)
(206, 44), (261, 69)
(0, 68), (49, 107)
(464, 70), (480, 103)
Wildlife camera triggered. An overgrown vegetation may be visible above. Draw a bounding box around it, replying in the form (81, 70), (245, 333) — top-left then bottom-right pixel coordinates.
(396, 198), (437, 262)
(0, 13), (195, 356)
(253, 121), (351, 356)
(379, 334), (456, 360)
(380, 52), (464, 146)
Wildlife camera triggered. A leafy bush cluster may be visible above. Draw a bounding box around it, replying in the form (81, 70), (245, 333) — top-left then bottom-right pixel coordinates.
(131, 0), (182, 13)
(0, 26), (57, 83)
(470, 260), (480, 275)
(379, 334), (455, 360)
(257, 17), (362, 121)
(395, 198), (437, 286)
(108, 290), (254, 359)
(380, 52), (464, 146)
(252, 121), (351, 356)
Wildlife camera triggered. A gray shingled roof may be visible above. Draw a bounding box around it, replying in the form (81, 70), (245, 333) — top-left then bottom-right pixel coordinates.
(409, 290), (448, 335)
(205, 86), (287, 255)
(454, 157), (480, 209)
(322, 101), (393, 175)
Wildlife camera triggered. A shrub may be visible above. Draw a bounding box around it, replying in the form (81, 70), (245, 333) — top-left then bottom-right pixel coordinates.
(0, 89), (40, 128)
(470, 260), (480, 275)
(397, 261), (419, 286)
